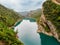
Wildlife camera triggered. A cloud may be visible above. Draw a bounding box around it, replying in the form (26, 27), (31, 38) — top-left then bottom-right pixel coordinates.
(0, 0), (46, 12)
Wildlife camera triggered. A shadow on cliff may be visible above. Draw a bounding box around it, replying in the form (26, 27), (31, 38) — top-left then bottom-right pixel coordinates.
(39, 33), (60, 45)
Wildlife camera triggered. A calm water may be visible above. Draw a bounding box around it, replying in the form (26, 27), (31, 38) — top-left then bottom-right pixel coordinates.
(14, 20), (41, 45)
(14, 19), (60, 45)
(40, 33), (60, 45)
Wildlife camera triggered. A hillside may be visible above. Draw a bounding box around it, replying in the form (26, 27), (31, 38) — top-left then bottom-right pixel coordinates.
(0, 4), (23, 45)
(0, 4), (23, 27)
(37, 0), (60, 42)
(43, 0), (60, 39)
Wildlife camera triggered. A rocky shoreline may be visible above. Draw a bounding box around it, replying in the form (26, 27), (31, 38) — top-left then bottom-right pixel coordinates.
(37, 10), (60, 42)
(37, 0), (60, 42)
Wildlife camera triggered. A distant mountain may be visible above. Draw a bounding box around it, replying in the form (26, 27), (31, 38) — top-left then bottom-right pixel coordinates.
(19, 9), (42, 20)
(27, 9), (42, 17)
(20, 11), (29, 17)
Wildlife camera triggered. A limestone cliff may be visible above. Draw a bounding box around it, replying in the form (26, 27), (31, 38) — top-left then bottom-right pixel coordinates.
(37, 0), (60, 42)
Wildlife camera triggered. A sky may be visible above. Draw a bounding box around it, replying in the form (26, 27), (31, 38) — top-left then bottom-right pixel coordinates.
(0, 0), (46, 12)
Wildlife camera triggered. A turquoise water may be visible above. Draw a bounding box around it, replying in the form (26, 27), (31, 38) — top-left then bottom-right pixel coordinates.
(14, 19), (60, 45)
(14, 20), (22, 27)
(24, 18), (36, 22)
(40, 33), (60, 45)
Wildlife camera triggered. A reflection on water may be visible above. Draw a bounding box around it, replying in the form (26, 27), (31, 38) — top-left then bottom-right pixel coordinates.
(14, 20), (41, 45)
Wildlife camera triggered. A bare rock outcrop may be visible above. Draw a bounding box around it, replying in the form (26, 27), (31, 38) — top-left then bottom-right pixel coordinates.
(0, 41), (5, 45)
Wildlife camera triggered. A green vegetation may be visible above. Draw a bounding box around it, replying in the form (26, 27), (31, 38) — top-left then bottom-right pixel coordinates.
(0, 4), (23, 45)
(0, 4), (23, 27)
(43, 0), (60, 39)
(0, 22), (23, 45)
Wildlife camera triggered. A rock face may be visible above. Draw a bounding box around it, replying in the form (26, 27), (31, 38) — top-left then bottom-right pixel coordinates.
(37, 0), (60, 42)
(52, 0), (60, 5)
(37, 12), (60, 42)
(56, 0), (60, 3)
(0, 41), (5, 45)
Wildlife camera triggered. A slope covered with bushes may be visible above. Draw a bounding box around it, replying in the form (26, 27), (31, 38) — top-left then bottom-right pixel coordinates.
(43, 0), (60, 39)
(0, 4), (23, 27)
(0, 4), (23, 45)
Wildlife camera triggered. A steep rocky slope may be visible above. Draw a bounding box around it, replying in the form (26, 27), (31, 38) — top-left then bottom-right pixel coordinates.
(37, 0), (60, 42)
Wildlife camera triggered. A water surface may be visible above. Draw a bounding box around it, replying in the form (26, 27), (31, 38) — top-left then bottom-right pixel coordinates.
(14, 20), (41, 45)
(14, 19), (60, 45)
(40, 33), (60, 45)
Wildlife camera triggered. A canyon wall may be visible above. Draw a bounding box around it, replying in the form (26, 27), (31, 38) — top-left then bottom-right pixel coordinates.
(37, 0), (60, 42)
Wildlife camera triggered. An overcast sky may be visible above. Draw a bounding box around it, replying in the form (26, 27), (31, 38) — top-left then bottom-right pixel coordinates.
(0, 0), (46, 12)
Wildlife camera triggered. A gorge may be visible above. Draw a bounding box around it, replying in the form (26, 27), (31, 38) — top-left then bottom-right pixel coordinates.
(0, 0), (60, 45)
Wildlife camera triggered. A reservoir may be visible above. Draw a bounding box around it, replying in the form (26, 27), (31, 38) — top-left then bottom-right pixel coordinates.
(14, 19), (41, 45)
(14, 19), (60, 45)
